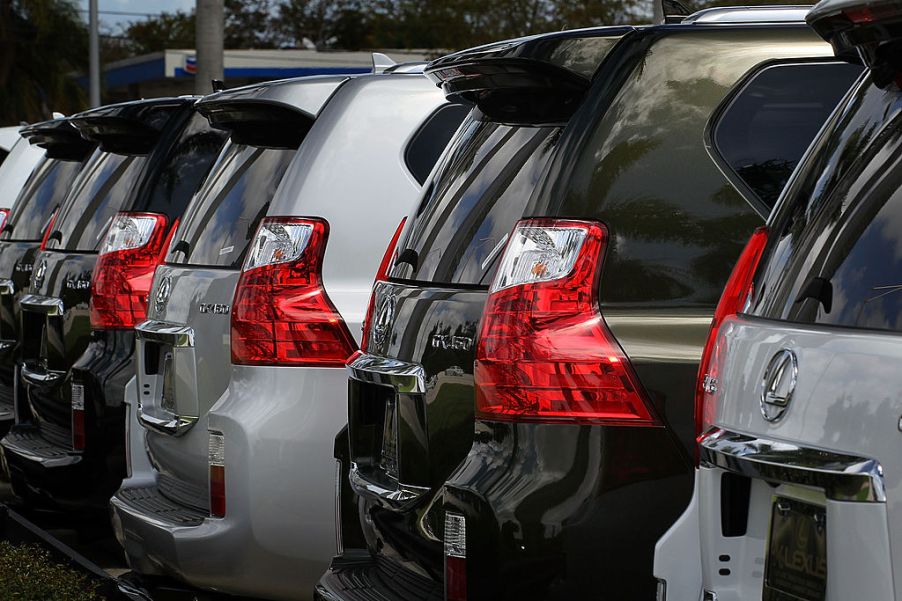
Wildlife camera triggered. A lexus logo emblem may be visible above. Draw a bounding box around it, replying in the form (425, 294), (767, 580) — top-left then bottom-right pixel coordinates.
(760, 349), (798, 423)
(372, 291), (395, 348)
(32, 259), (47, 289)
(154, 275), (172, 314)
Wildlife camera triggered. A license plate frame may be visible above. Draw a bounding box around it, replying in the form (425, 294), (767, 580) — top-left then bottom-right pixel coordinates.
(763, 496), (827, 601)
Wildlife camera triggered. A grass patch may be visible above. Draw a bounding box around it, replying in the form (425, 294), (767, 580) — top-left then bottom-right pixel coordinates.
(0, 541), (103, 600)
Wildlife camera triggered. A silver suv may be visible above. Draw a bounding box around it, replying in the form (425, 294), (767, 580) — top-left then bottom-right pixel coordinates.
(111, 68), (466, 600)
(654, 0), (902, 599)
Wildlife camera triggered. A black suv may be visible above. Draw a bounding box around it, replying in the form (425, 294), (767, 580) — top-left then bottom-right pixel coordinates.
(318, 10), (862, 601)
(1, 98), (227, 510)
(0, 119), (95, 433)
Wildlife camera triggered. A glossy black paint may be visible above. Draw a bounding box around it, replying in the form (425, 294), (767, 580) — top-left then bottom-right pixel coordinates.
(5, 103), (228, 510)
(349, 282), (486, 578)
(6, 330), (133, 510)
(0, 157), (88, 425)
(326, 20), (851, 601)
(443, 421), (690, 600)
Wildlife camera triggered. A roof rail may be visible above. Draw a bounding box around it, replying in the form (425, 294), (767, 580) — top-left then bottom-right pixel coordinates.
(683, 5), (811, 23)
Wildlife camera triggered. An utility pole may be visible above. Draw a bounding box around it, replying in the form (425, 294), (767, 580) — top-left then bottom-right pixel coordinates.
(652, 0), (665, 24)
(89, 0), (100, 107)
(195, 0), (224, 95)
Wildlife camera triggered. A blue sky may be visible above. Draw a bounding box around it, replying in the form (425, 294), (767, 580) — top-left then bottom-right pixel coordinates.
(77, 0), (196, 31)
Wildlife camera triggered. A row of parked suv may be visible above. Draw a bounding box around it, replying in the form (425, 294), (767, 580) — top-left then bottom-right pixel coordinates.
(0, 0), (896, 599)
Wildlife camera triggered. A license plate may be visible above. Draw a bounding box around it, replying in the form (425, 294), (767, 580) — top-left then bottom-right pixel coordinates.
(763, 497), (827, 601)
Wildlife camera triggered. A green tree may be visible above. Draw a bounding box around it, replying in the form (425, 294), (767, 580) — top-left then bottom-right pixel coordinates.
(0, 0), (88, 124)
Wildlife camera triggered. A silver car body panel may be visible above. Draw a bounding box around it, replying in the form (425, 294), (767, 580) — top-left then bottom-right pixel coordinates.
(113, 73), (450, 600)
(655, 314), (901, 600)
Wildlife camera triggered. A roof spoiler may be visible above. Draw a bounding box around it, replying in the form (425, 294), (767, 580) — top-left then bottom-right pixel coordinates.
(19, 118), (95, 161)
(425, 27), (632, 124)
(808, 0), (902, 87)
(196, 99), (315, 149)
(69, 97), (193, 155)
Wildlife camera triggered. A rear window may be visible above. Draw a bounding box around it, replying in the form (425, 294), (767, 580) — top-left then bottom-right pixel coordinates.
(49, 152), (147, 252)
(3, 157), (83, 242)
(404, 103), (470, 185)
(749, 74), (902, 332)
(710, 60), (863, 210)
(166, 143), (295, 268)
(140, 112), (229, 217)
(390, 117), (561, 287)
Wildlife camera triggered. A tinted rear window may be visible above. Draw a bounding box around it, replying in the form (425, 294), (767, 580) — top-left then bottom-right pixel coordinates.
(390, 117), (560, 287)
(140, 112), (229, 217)
(49, 152), (147, 252)
(3, 157), (83, 242)
(404, 103), (470, 185)
(166, 143), (296, 268)
(749, 74), (902, 332)
(711, 61), (863, 210)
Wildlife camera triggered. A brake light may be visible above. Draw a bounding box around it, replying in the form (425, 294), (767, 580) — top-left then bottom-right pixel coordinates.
(444, 512), (467, 601)
(361, 217), (406, 352)
(843, 3), (902, 23)
(695, 227), (768, 440)
(231, 217), (357, 366)
(90, 212), (170, 329)
(475, 219), (656, 425)
(39, 209), (57, 250)
(209, 431), (226, 518)
(0, 208), (10, 234)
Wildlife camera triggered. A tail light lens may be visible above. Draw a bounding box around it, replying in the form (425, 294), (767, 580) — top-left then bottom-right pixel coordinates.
(71, 383), (85, 451)
(475, 218), (656, 425)
(695, 227), (769, 440)
(39, 209), (58, 250)
(230, 217), (356, 366)
(0, 208), (10, 234)
(209, 431), (226, 518)
(90, 212), (170, 329)
(444, 512), (467, 601)
(360, 217), (406, 353)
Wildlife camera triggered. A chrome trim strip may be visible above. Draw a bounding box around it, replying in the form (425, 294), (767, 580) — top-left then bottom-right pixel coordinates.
(347, 352), (426, 394)
(135, 320), (195, 348)
(349, 462), (430, 511)
(0, 279), (14, 296)
(136, 406), (197, 436)
(19, 294), (63, 316)
(700, 428), (886, 503)
(20, 364), (65, 386)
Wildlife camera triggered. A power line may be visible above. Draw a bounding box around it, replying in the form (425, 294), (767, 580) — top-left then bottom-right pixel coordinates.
(75, 9), (168, 18)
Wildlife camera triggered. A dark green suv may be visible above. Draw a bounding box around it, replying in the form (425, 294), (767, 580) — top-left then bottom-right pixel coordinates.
(318, 8), (862, 600)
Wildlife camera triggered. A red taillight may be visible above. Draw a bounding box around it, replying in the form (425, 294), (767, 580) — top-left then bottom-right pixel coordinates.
(71, 383), (85, 451)
(230, 217), (357, 366)
(444, 512), (467, 601)
(361, 217), (406, 353)
(209, 431), (226, 518)
(39, 209), (57, 251)
(0, 208), (10, 235)
(475, 218), (656, 425)
(90, 212), (169, 329)
(694, 227), (769, 441)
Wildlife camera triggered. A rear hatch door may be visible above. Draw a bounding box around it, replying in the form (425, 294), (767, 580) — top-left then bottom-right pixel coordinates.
(346, 26), (629, 581)
(137, 77), (345, 511)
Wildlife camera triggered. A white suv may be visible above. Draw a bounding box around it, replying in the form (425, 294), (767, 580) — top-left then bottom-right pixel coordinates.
(654, 0), (902, 599)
